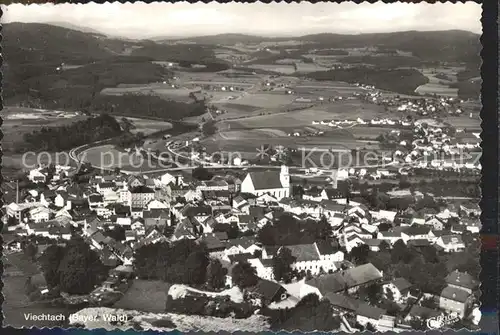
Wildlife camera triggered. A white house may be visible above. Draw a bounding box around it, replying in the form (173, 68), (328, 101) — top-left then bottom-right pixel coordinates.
(28, 206), (51, 223)
(382, 278), (412, 302)
(240, 166), (290, 200)
(435, 235), (466, 253)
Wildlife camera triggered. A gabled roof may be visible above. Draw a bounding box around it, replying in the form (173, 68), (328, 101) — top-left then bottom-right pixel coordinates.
(228, 253), (253, 263)
(439, 235), (464, 245)
(283, 244), (320, 262)
(315, 240), (338, 255)
(199, 234), (225, 251)
(305, 263), (382, 295)
(403, 225), (432, 236)
(247, 171), (284, 190)
(445, 270), (478, 290)
(440, 286), (470, 303)
(248, 279), (285, 301)
(324, 293), (361, 311)
(88, 194), (104, 203)
(356, 303), (386, 320)
(391, 278), (412, 293)
(130, 186), (155, 194)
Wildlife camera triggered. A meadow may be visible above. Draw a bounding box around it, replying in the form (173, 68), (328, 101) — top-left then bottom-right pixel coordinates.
(3, 107), (88, 153)
(80, 145), (166, 172)
(124, 117), (173, 135)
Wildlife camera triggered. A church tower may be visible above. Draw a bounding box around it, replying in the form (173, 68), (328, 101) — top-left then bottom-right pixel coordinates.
(280, 165), (290, 189)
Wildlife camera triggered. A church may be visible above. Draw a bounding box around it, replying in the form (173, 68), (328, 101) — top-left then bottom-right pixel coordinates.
(240, 165), (290, 200)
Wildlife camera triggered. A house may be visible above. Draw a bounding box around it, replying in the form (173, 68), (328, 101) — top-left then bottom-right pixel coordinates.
(439, 286), (472, 318)
(199, 233), (226, 259)
(356, 303), (387, 328)
(382, 278), (412, 302)
(54, 193), (71, 210)
(321, 188), (345, 201)
(143, 208), (170, 227)
(401, 226), (434, 243)
(224, 237), (261, 257)
(127, 175), (145, 188)
(248, 279), (288, 306)
(315, 240), (343, 262)
(301, 263), (383, 298)
(280, 243), (337, 275)
(130, 186), (155, 208)
(345, 234), (366, 252)
(445, 270), (478, 294)
(376, 231), (403, 246)
(88, 194), (105, 210)
(97, 182), (115, 194)
(371, 210), (397, 223)
(363, 239), (383, 252)
(425, 216), (446, 230)
(435, 235), (466, 253)
(240, 166), (290, 200)
(28, 206), (51, 223)
(248, 258), (274, 281)
(460, 203), (481, 218)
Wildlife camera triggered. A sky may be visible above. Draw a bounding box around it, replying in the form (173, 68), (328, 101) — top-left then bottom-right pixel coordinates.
(1, 2), (482, 39)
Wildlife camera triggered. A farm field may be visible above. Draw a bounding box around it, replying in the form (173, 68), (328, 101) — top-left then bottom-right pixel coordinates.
(415, 83), (458, 97)
(244, 64), (297, 74)
(2, 107), (88, 153)
(101, 85), (197, 103)
(123, 117), (173, 135)
(414, 67), (464, 97)
(226, 100), (387, 129)
(225, 93), (297, 109)
(443, 115), (481, 130)
(348, 126), (399, 139)
(79, 145), (165, 172)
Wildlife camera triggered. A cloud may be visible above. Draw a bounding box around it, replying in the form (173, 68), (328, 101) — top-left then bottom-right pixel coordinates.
(1, 2), (481, 39)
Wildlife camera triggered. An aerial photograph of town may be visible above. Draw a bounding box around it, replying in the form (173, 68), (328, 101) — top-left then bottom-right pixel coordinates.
(1, 1), (483, 332)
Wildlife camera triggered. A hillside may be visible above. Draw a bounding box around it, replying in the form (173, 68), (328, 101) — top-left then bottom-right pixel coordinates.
(168, 33), (274, 45)
(4, 23), (206, 122)
(164, 30), (479, 64)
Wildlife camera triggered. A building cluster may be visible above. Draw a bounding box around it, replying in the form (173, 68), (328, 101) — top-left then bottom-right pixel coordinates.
(4, 160), (481, 331)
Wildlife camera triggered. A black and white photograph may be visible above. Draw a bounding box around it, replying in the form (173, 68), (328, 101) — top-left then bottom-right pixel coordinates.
(1, 1), (483, 332)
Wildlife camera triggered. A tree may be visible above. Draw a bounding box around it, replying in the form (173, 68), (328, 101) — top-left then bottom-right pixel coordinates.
(7, 216), (18, 227)
(58, 238), (106, 294)
(24, 242), (38, 261)
(206, 259), (227, 290)
(183, 250), (209, 285)
(192, 166), (213, 181)
(104, 225), (126, 241)
(40, 244), (65, 287)
(410, 317), (428, 331)
(350, 244), (370, 265)
(366, 283), (382, 304)
(366, 323), (377, 332)
(391, 240), (413, 264)
(202, 120), (217, 137)
(272, 247), (297, 283)
(420, 297), (438, 309)
(231, 261), (258, 288)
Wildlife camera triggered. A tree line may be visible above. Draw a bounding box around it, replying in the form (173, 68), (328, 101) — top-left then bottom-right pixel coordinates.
(21, 114), (123, 152)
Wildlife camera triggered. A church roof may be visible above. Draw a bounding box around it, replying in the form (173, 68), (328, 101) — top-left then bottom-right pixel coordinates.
(247, 171), (284, 190)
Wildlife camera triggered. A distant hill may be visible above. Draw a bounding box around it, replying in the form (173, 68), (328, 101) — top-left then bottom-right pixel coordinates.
(167, 30), (479, 64)
(168, 33), (276, 45)
(47, 21), (106, 36)
(3, 22), (114, 64)
(300, 30), (480, 64)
